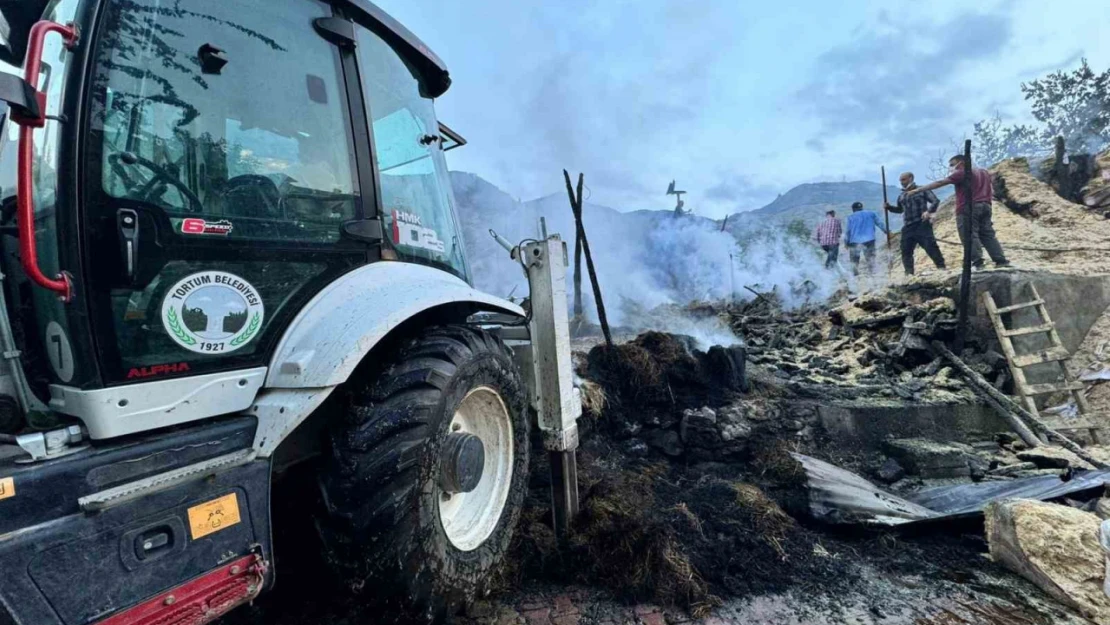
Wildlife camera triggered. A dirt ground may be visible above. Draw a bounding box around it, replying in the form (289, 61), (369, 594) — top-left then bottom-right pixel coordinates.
(221, 453), (1089, 625)
(219, 332), (1095, 625)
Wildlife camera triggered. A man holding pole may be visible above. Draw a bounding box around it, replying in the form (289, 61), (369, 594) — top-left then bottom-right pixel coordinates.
(845, 201), (888, 275)
(886, 172), (946, 275)
(909, 155), (1010, 269)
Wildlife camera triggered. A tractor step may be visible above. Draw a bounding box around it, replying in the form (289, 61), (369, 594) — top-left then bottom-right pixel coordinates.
(95, 554), (266, 625)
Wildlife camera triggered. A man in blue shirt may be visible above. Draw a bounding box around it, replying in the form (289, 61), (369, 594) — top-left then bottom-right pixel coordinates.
(844, 201), (888, 275)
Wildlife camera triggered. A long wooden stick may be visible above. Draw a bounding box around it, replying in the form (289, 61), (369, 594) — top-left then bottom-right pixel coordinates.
(564, 170), (612, 348)
(882, 166), (892, 275)
(881, 166), (891, 247)
(956, 140), (974, 350)
(572, 229), (583, 320)
(931, 341), (1107, 468)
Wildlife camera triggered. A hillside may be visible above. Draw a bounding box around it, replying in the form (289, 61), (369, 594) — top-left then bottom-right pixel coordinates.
(724, 180), (905, 236)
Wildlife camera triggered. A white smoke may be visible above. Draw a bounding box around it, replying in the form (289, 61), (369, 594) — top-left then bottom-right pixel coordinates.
(452, 172), (845, 350)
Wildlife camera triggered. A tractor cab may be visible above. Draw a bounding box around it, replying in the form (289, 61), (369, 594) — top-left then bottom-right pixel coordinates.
(0, 0), (470, 434)
(0, 4), (581, 624)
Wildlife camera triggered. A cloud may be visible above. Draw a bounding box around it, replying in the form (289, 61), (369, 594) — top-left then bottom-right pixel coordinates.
(805, 138), (826, 153)
(704, 175), (779, 212)
(796, 9), (1014, 145)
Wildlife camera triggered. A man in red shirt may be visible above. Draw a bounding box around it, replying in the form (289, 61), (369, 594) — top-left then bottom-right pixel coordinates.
(909, 155), (1010, 269)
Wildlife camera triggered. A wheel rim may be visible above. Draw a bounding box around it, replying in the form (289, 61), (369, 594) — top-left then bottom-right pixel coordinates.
(438, 386), (514, 551)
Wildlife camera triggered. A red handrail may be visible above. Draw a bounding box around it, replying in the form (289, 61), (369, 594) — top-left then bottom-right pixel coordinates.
(16, 21), (78, 302)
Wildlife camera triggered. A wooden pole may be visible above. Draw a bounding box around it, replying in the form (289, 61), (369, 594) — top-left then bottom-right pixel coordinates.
(1054, 136), (1068, 199)
(728, 253), (735, 304)
(881, 166), (891, 247)
(881, 166), (891, 275)
(931, 341), (1107, 468)
(572, 229), (583, 321)
(563, 170), (612, 349)
(956, 140), (974, 350)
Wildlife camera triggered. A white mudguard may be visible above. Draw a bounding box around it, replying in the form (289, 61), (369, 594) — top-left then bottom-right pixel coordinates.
(252, 262), (523, 455)
(266, 262), (522, 388)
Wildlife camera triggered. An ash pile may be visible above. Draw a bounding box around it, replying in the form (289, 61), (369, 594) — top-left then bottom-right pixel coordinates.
(736, 287), (987, 404)
(496, 318), (1077, 619)
(491, 271), (1110, 624)
(502, 330), (857, 616)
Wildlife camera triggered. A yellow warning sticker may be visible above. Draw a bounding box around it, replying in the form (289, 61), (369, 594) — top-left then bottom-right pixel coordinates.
(0, 477), (13, 501)
(187, 493), (241, 540)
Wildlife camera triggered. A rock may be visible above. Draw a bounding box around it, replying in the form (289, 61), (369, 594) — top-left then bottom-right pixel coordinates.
(970, 441), (1001, 452)
(986, 500), (1110, 622)
(680, 407), (722, 449)
(789, 404), (818, 419)
(618, 420), (643, 439)
(1096, 498), (1110, 521)
(982, 350), (1008, 370)
(882, 438), (972, 479)
(645, 412), (679, 430)
(875, 458), (906, 483)
(717, 403), (746, 423)
(719, 420), (752, 443)
(623, 439), (650, 458)
(989, 462), (1039, 476)
(1011, 468), (1067, 479)
(705, 344), (747, 392)
(643, 429), (684, 457)
(967, 455), (990, 481)
(1018, 446), (1094, 470)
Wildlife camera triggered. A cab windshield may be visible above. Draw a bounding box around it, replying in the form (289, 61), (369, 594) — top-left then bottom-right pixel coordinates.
(92, 0), (359, 244)
(89, 0), (469, 284)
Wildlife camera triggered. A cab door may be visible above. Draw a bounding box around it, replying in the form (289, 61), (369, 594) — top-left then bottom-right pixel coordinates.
(79, 0), (377, 385)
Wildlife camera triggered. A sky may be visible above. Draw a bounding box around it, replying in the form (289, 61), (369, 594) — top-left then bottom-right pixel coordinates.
(375, 0), (1110, 218)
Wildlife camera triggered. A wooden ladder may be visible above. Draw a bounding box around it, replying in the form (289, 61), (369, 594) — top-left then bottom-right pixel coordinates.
(982, 283), (1102, 442)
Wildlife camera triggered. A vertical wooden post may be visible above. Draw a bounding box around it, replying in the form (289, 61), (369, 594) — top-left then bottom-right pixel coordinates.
(881, 166), (891, 274)
(956, 140), (974, 349)
(563, 170), (612, 349)
(1054, 136), (1068, 200)
(728, 253), (736, 304)
(572, 230), (583, 321)
(881, 166), (890, 246)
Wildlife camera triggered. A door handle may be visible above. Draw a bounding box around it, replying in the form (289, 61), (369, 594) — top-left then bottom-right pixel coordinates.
(12, 20), (78, 303)
(117, 208), (138, 281)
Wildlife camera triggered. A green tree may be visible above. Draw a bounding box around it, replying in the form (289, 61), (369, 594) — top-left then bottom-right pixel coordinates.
(1022, 58), (1110, 153)
(972, 113), (1043, 166)
(971, 59), (1110, 163)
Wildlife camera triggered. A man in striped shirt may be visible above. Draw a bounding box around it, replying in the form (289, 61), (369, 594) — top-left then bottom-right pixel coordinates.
(885, 172), (946, 275)
(814, 209), (842, 269)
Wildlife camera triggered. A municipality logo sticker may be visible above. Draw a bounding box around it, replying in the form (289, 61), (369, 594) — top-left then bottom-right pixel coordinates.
(161, 271), (264, 354)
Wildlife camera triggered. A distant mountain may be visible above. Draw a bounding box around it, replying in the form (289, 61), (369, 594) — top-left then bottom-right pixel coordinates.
(724, 181), (905, 235)
(758, 181), (899, 216)
(448, 172), (954, 312)
(450, 170), (728, 315)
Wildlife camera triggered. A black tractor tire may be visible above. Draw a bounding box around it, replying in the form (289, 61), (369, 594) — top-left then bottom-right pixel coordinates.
(318, 325), (530, 624)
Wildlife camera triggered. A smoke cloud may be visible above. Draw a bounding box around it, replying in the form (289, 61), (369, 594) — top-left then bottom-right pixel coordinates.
(453, 172), (844, 349)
